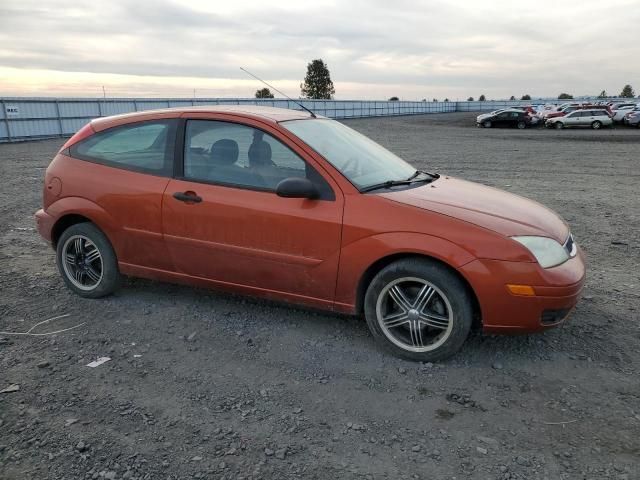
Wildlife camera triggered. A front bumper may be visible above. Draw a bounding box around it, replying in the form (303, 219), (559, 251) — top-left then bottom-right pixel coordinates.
(459, 247), (586, 333)
(35, 209), (55, 244)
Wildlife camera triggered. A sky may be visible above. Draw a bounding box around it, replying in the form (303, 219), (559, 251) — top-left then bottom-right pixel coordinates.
(0, 0), (638, 100)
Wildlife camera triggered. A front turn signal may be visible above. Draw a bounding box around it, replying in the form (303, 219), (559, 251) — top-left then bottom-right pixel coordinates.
(506, 284), (536, 296)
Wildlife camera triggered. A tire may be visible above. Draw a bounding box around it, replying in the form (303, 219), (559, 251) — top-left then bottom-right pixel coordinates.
(56, 222), (120, 298)
(364, 258), (473, 362)
(591, 121), (602, 130)
(483, 121), (492, 128)
(517, 121), (526, 129)
(554, 122), (564, 130)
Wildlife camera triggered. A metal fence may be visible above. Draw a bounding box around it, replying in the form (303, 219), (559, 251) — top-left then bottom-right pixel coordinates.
(0, 98), (456, 143)
(0, 96), (633, 143)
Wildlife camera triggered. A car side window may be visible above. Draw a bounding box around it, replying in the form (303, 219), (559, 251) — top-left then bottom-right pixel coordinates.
(70, 120), (176, 175)
(183, 120), (334, 199)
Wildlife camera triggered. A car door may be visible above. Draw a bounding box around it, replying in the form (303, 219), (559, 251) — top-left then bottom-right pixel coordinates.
(563, 111), (579, 126)
(161, 117), (344, 307)
(494, 112), (509, 126)
(575, 110), (593, 127)
(510, 111), (522, 126)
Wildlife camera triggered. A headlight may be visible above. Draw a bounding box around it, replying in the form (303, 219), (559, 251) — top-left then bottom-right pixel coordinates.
(511, 236), (569, 268)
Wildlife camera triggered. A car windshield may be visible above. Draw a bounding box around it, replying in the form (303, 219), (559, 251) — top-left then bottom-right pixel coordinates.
(281, 118), (416, 190)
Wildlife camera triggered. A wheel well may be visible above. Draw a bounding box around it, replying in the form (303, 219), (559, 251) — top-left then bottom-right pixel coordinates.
(51, 214), (92, 248)
(355, 253), (482, 329)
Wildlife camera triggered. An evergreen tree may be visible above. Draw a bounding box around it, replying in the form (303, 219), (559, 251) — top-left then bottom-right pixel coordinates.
(620, 84), (635, 98)
(300, 59), (335, 99)
(255, 88), (274, 98)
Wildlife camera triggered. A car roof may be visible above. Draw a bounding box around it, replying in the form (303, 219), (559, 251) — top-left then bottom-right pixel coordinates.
(91, 105), (319, 131)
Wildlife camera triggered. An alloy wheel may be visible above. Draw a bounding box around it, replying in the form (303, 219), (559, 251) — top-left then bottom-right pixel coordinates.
(61, 235), (103, 291)
(375, 277), (454, 353)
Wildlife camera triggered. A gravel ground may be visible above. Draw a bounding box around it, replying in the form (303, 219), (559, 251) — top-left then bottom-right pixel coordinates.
(1, 112), (639, 480)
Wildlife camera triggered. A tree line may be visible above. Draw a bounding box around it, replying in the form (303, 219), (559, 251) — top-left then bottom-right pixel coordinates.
(254, 61), (638, 102)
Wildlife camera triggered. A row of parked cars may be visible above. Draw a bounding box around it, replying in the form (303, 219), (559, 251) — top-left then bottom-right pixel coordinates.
(476, 101), (640, 130)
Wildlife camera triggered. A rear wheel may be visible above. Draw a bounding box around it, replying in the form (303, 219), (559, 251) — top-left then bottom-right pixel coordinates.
(555, 122), (564, 130)
(517, 121), (526, 129)
(591, 120), (602, 130)
(483, 120), (492, 128)
(364, 258), (473, 361)
(56, 223), (120, 298)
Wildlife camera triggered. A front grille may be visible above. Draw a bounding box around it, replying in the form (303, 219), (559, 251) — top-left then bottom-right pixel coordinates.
(563, 233), (577, 258)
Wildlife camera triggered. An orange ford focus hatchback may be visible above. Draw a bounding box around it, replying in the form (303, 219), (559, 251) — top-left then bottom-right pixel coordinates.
(35, 106), (585, 361)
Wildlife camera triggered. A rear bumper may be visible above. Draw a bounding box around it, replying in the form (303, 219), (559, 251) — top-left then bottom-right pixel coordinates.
(35, 209), (54, 244)
(459, 248), (586, 333)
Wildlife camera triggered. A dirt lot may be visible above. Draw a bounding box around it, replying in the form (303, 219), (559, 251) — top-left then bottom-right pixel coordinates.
(1, 113), (639, 480)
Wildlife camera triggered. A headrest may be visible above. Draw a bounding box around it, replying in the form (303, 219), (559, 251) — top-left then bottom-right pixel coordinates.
(211, 139), (239, 165)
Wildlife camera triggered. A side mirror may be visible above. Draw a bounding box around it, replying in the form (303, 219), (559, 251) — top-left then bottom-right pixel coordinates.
(276, 177), (318, 199)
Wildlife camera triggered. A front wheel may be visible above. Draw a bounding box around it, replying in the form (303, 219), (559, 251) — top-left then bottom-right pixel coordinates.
(483, 120), (492, 128)
(517, 121), (526, 129)
(554, 122), (564, 130)
(364, 259), (473, 361)
(56, 222), (120, 298)
(591, 121), (602, 130)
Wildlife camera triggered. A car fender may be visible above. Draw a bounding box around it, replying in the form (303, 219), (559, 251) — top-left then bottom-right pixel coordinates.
(46, 196), (121, 247)
(334, 231), (477, 311)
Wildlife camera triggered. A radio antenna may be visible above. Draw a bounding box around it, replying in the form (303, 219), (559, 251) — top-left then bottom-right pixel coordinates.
(240, 67), (316, 118)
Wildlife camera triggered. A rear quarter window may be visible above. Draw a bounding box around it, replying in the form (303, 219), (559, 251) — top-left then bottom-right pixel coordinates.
(69, 120), (177, 176)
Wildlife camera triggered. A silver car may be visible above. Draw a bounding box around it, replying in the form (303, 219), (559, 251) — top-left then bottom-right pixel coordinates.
(612, 104), (640, 122)
(546, 109), (612, 130)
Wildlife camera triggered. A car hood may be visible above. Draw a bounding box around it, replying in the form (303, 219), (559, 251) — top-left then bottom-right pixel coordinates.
(379, 177), (569, 242)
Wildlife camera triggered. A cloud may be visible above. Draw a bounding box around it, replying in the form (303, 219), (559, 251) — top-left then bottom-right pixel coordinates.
(0, 0), (638, 99)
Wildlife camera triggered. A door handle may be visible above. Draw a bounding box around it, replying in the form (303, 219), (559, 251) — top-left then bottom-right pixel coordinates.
(173, 191), (202, 203)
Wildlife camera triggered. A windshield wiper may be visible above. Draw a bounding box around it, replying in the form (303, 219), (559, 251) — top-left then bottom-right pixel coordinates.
(360, 170), (439, 193)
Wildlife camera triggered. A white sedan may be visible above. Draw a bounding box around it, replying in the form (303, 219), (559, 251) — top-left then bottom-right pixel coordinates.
(612, 105), (639, 122)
